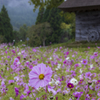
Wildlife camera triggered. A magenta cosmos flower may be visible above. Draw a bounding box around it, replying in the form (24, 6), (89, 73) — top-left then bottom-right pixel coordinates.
(67, 83), (74, 89)
(28, 63), (52, 89)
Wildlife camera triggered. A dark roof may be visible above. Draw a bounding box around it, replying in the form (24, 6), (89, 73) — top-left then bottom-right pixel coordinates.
(58, 0), (100, 12)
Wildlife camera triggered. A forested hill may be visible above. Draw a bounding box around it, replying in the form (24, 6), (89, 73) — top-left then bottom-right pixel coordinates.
(0, 0), (39, 31)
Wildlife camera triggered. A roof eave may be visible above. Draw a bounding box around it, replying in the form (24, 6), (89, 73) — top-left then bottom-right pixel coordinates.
(58, 5), (100, 12)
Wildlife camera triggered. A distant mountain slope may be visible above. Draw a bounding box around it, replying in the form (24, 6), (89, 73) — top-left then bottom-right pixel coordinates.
(0, 0), (39, 31)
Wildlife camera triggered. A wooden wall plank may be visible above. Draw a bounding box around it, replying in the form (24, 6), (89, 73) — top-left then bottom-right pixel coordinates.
(75, 10), (100, 42)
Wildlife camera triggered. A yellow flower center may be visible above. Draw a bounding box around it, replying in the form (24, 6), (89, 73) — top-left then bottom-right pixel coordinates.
(69, 85), (71, 87)
(39, 74), (44, 80)
(84, 61), (86, 63)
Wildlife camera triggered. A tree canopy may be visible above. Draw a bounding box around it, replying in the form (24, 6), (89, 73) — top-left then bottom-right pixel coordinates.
(29, 0), (64, 12)
(0, 5), (13, 43)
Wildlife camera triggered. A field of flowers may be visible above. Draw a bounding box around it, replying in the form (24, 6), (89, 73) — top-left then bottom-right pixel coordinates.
(0, 43), (100, 100)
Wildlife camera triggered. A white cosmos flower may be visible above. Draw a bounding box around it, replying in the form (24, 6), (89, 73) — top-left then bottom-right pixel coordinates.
(18, 52), (21, 55)
(78, 75), (83, 79)
(55, 80), (60, 85)
(70, 78), (78, 85)
(80, 69), (83, 73)
(14, 76), (19, 82)
(49, 79), (55, 85)
(57, 64), (61, 69)
(49, 57), (52, 60)
(90, 64), (93, 68)
(55, 68), (58, 70)
(17, 61), (20, 65)
(66, 57), (69, 60)
(55, 64), (61, 70)
(9, 97), (14, 100)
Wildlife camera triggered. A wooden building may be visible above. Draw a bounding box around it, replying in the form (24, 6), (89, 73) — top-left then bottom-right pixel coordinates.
(58, 0), (100, 42)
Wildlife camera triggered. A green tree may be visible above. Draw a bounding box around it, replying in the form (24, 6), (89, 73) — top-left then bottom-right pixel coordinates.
(0, 13), (4, 37)
(59, 11), (75, 40)
(19, 24), (28, 42)
(60, 22), (72, 42)
(13, 30), (20, 42)
(42, 8), (50, 23)
(46, 7), (63, 44)
(27, 22), (53, 47)
(36, 22), (53, 46)
(27, 25), (41, 47)
(0, 5), (13, 43)
(35, 7), (45, 25)
(29, 0), (64, 12)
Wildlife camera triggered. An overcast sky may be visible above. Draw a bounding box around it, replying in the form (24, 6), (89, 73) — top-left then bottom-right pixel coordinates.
(7, 0), (34, 9)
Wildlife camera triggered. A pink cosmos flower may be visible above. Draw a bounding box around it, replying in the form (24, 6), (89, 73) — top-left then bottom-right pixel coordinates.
(33, 48), (37, 52)
(97, 91), (100, 97)
(20, 94), (25, 100)
(14, 58), (19, 64)
(66, 51), (69, 55)
(29, 65), (33, 69)
(8, 80), (14, 84)
(5, 51), (7, 54)
(15, 87), (19, 97)
(17, 56), (20, 60)
(85, 72), (92, 79)
(74, 64), (79, 68)
(28, 63), (52, 89)
(82, 59), (88, 65)
(90, 55), (95, 59)
(73, 92), (83, 99)
(94, 52), (98, 57)
(96, 80), (100, 85)
(59, 47), (62, 50)
(11, 49), (16, 53)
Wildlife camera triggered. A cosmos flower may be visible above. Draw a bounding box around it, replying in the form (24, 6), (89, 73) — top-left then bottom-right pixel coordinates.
(90, 55), (95, 59)
(97, 98), (100, 100)
(70, 78), (78, 85)
(11, 49), (16, 54)
(28, 63), (52, 89)
(13, 58), (19, 64)
(8, 80), (14, 84)
(82, 59), (88, 65)
(67, 83), (74, 89)
(94, 52), (98, 57)
(73, 91), (83, 99)
(17, 56), (20, 60)
(20, 94), (25, 100)
(85, 72), (92, 79)
(18, 52), (21, 55)
(33, 48), (37, 52)
(15, 87), (19, 97)
(96, 80), (100, 85)
(97, 91), (100, 97)
(63, 60), (67, 64)
(74, 64), (79, 68)
(66, 51), (69, 55)
(78, 79), (84, 85)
